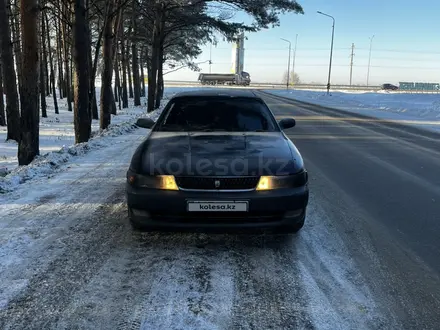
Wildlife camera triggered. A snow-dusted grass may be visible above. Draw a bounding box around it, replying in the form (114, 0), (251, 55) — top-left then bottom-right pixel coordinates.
(265, 89), (440, 133)
(0, 89), (172, 194)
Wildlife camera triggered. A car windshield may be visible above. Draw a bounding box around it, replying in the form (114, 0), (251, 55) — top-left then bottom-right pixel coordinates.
(156, 97), (279, 132)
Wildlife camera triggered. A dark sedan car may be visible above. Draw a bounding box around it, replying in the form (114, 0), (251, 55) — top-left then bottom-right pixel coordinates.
(126, 90), (309, 233)
(381, 83), (399, 91)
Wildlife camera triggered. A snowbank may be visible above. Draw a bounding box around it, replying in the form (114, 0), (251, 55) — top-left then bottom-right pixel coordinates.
(0, 93), (170, 194)
(265, 89), (440, 132)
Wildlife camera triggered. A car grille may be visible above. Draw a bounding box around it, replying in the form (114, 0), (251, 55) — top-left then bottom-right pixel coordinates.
(175, 176), (260, 190)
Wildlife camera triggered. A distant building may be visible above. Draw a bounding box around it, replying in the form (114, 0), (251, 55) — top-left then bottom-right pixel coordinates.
(399, 82), (440, 91)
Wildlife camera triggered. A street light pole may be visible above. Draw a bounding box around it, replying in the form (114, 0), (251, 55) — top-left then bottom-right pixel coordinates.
(281, 38), (291, 89)
(317, 11), (335, 95)
(292, 34), (298, 88)
(367, 35), (375, 86)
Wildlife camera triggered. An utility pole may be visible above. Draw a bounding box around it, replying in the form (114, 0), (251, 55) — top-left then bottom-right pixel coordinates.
(317, 11), (335, 95)
(281, 38), (291, 89)
(367, 35), (375, 86)
(292, 34), (298, 88)
(349, 43), (355, 86)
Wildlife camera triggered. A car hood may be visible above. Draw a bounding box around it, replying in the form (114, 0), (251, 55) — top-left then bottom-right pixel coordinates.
(137, 132), (304, 176)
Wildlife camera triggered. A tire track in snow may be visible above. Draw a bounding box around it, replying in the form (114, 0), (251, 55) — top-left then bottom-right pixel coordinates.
(137, 235), (236, 330)
(50, 233), (236, 330)
(229, 235), (314, 330)
(294, 193), (392, 330)
(54, 230), (166, 330)
(0, 188), (129, 330)
(0, 134), (142, 310)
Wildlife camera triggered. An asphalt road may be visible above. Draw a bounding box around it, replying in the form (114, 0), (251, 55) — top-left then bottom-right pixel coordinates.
(259, 91), (440, 329)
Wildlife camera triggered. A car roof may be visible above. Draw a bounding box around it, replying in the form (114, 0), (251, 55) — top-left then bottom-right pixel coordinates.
(170, 89), (259, 100)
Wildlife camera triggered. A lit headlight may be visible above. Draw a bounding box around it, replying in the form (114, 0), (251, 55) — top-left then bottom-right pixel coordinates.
(156, 175), (179, 190)
(256, 176), (273, 190)
(127, 171), (179, 190)
(256, 171), (308, 191)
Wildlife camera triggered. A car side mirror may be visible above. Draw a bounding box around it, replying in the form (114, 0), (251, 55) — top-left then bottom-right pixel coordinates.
(278, 118), (296, 130)
(135, 118), (155, 129)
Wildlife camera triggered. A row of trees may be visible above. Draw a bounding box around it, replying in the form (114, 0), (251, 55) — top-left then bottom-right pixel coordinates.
(0, 0), (304, 165)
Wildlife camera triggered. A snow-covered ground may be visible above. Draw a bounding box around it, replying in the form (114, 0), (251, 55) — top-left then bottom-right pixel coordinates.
(265, 89), (440, 133)
(0, 90), (170, 194)
(0, 90), (148, 171)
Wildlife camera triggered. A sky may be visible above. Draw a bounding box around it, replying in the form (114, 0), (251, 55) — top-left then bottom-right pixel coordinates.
(165, 0), (440, 86)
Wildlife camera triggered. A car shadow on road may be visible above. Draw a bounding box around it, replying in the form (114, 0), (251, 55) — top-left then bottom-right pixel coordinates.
(129, 228), (300, 251)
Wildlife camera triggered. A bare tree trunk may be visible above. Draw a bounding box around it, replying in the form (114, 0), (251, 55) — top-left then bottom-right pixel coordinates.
(87, 13), (94, 123)
(120, 32), (128, 108)
(70, 44), (74, 98)
(127, 52), (133, 99)
(108, 3), (122, 116)
(40, 50), (47, 118)
(132, 43), (140, 106)
(56, 23), (65, 100)
(18, 0), (39, 165)
(40, 11), (47, 118)
(90, 25), (103, 121)
(0, 62), (5, 126)
(113, 58), (119, 101)
(9, 0), (23, 92)
(131, 3), (141, 106)
(126, 23), (133, 99)
(73, 0), (91, 143)
(100, 0), (115, 130)
(155, 44), (164, 109)
(114, 53), (121, 111)
(62, 2), (73, 112)
(0, 0), (20, 141)
(42, 8), (49, 96)
(45, 12), (59, 114)
(132, 47), (141, 106)
(56, 5), (64, 99)
(112, 16), (121, 112)
(140, 46), (146, 98)
(148, 14), (162, 112)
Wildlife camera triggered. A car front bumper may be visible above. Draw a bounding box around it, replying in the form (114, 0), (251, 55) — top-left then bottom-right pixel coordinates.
(126, 183), (309, 231)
